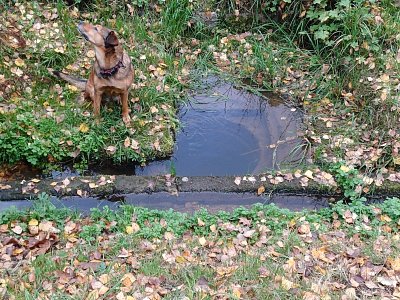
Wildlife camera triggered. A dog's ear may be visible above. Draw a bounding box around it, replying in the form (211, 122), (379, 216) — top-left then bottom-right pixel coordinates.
(105, 31), (119, 48)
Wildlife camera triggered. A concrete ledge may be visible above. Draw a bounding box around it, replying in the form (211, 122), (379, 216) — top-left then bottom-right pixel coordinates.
(0, 174), (335, 201)
(1, 174), (399, 201)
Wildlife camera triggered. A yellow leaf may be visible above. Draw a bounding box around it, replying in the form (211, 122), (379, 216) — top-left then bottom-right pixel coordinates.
(285, 257), (297, 273)
(126, 226), (134, 234)
(79, 123), (89, 133)
(311, 246), (332, 263)
(15, 58), (25, 67)
(288, 219), (296, 228)
(85, 289), (99, 300)
(321, 98), (330, 105)
(387, 257), (400, 271)
(13, 248), (24, 255)
(176, 256), (186, 263)
(393, 157), (400, 165)
(126, 222), (140, 234)
(281, 277), (295, 290)
(340, 165), (350, 173)
(98, 285), (109, 295)
(380, 214), (392, 222)
(28, 219), (39, 226)
(67, 84), (78, 92)
(232, 288), (241, 298)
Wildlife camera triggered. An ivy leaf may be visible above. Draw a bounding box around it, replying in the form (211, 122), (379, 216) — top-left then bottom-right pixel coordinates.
(314, 29), (330, 40)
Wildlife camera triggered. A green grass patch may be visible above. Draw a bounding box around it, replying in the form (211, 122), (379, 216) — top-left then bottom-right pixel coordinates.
(0, 0), (187, 170)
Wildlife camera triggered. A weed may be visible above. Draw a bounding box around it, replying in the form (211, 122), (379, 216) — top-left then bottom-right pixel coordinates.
(329, 162), (363, 201)
(79, 221), (106, 242)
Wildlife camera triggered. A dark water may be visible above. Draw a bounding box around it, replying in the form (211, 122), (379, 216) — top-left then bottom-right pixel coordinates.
(0, 193), (329, 214)
(136, 78), (303, 176)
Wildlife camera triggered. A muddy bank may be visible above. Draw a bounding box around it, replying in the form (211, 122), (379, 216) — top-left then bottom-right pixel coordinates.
(1, 174), (398, 201)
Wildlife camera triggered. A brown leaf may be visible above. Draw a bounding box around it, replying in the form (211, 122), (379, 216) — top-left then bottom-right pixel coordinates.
(121, 273), (136, 287)
(257, 185), (265, 195)
(2, 237), (21, 246)
(78, 262), (102, 270)
(258, 266), (270, 278)
(298, 224), (310, 234)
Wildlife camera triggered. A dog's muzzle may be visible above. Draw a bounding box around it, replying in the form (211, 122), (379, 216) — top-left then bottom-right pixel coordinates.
(77, 22), (89, 41)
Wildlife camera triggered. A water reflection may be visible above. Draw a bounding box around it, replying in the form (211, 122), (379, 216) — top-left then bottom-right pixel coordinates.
(136, 77), (303, 176)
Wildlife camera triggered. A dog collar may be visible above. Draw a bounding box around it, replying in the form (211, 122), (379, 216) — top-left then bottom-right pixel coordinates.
(99, 56), (125, 78)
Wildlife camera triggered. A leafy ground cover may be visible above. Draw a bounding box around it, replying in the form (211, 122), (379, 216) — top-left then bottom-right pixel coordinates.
(201, 0), (400, 186)
(0, 0), (189, 170)
(2, 194), (400, 299)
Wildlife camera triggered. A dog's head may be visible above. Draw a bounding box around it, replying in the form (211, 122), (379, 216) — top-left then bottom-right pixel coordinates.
(77, 22), (119, 49)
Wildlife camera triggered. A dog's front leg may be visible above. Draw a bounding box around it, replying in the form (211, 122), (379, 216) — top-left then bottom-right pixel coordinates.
(93, 91), (102, 120)
(121, 91), (131, 125)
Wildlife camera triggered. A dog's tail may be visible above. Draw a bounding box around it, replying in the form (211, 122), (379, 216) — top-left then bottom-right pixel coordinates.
(52, 71), (87, 91)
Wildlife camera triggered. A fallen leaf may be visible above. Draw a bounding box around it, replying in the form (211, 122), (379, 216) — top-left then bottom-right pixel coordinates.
(12, 225), (23, 235)
(79, 123), (89, 133)
(304, 170), (313, 179)
(124, 137), (131, 148)
(234, 177), (241, 185)
(121, 273), (136, 287)
(198, 237), (207, 246)
(105, 145), (117, 155)
(29, 219), (39, 226)
(257, 185), (265, 195)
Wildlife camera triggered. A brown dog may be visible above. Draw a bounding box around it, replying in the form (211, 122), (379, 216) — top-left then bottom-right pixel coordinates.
(53, 22), (134, 124)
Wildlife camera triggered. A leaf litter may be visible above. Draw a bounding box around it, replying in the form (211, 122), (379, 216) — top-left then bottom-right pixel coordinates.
(2, 200), (400, 299)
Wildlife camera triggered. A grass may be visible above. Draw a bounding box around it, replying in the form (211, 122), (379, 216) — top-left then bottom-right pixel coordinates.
(0, 0), (188, 171)
(2, 194), (400, 298)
